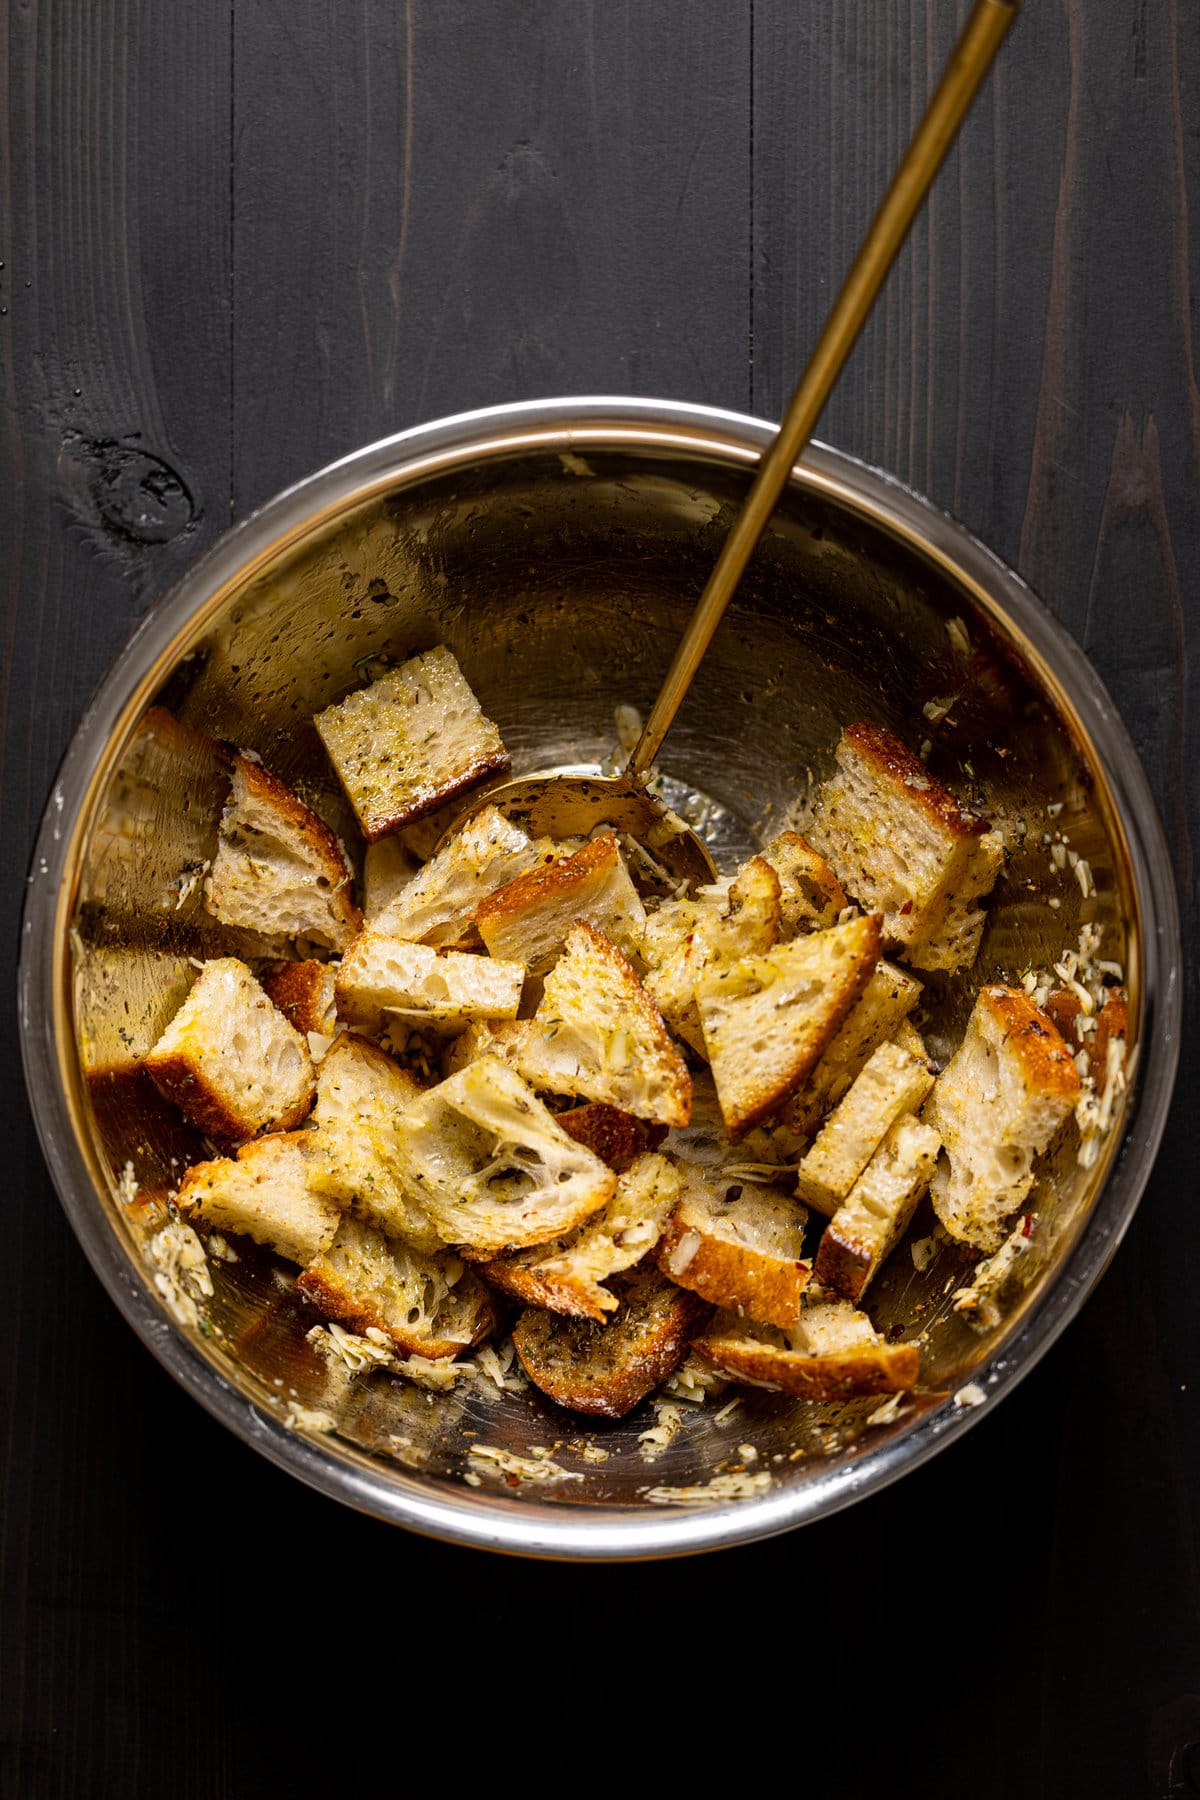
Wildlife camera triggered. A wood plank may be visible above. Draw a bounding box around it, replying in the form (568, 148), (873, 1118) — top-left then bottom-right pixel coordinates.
(0, 3), (233, 1794)
(230, 0), (751, 510)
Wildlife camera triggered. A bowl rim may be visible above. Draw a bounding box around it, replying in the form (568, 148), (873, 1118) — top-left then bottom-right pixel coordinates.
(18, 395), (1183, 1560)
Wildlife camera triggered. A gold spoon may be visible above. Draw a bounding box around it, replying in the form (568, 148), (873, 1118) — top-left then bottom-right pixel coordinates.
(466, 0), (1020, 887)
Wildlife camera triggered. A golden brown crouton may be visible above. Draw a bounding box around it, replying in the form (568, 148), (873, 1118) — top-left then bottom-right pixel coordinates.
(296, 1216), (496, 1359)
(335, 927), (525, 1034)
(655, 1164), (811, 1328)
(813, 1114), (941, 1301)
(694, 1299), (920, 1400)
(481, 1152), (681, 1321)
(808, 722), (1004, 971)
(370, 804), (543, 947)
(476, 832), (646, 974)
(515, 921), (692, 1128)
(396, 1056), (617, 1256)
(176, 1132), (340, 1264)
(795, 1038), (935, 1215)
(205, 754), (361, 951)
(759, 830), (847, 936)
(512, 1263), (711, 1418)
(146, 958), (315, 1143)
(696, 912), (882, 1139)
(925, 985), (1081, 1251)
(263, 960), (338, 1037)
(314, 645), (509, 839)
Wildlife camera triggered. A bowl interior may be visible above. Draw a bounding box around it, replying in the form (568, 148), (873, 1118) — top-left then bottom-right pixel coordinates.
(49, 417), (1150, 1548)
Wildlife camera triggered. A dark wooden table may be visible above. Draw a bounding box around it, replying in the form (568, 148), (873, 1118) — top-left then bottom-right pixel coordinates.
(3, 6), (1197, 1795)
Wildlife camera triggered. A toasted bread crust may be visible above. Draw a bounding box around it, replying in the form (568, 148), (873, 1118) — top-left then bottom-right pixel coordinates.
(841, 721), (991, 842)
(476, 833), (614, 933)
(698, 911), (882, 1139)
(977, 986), (1082, 1100)
(146, 1049), (313, 1143)
(656, 1212), (810, 1328)
(294, 1262), (497, 1359)
(512, 1266), (711, 1418)
(264, 960), (337, 1036)
(354, 755), (512, 841)
(693, 1328), (919, 1399)
(218, 754), (362, 942)
(557, 1103), (669, 1169)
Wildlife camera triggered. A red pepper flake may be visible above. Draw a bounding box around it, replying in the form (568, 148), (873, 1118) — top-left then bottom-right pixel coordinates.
(899, 899), (914, 916)
(1021, 1214), (1034, 1239)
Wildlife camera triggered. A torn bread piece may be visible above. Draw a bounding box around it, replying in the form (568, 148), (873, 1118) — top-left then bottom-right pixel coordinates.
(795, 1039), (935, 1216)
(925, 985), (1080, 1252)
(482, 1152), (681, 1321)
(396, 1057), (617, 1256)
(370, 805), (543, 948)
(476, 833), (647, 974)
(363, 834), (419, 920)
(296, 1216), (496, 1359)
(813, 1114), (941, 1302)
(314, 645), (509, 840)
(695, 912), (881, 1140)
(442, 1018), (530, 1077)
(335, 928), (525, 1034)
(656, 1163), (811, 1329)
(205, 754), (361, 951)
(694, 1297), (920, 1400)
(512, 1262), (711, 1418)
(515, 921), (692, 1128)
(759, 831), (847, 937)
(176, 1132), (340, 1265)
(263, 960), (338, 1038)
(808, 721), (1004, 971)
(782, 958), (922, 1138)
(646, 855), (781, 1055)
(304, 1034), (441, 1253)
(146, 958), (315, 1143)
(557, 1103), (669, 1170)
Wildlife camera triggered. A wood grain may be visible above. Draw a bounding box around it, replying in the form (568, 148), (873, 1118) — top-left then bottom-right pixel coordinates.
(1, 3), (1198, 1795)
(230, 0), (751, 510)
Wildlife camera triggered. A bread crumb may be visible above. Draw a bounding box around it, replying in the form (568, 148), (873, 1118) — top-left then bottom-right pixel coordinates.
(953, 1382), (986, 1408)
(283, 1403), (337, 1432)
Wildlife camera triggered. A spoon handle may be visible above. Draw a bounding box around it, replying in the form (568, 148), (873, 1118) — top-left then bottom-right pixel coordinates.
(628, 0), (1020, 780)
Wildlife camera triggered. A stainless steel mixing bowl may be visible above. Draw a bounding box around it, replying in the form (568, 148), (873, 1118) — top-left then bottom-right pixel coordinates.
(18, 398), (1181, 1558)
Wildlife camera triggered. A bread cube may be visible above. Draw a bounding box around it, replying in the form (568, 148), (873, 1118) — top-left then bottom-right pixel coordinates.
(759, 830), (847, 937)
(514, 921), (692, 1127)
(263, 960), (338, 1037)
(656, 1163), (811, 1328)
(304, 1034), (441, 1253)
(926, 985), (1080, 1252)
(476, 832), (647, 974)
(205, 754), (361, 951)
(296, 1216), (496, 1359)
(695, 911), (881, 1140)
(512, 1262), (711, 1418)
(809, 722), (1004, 971)
(694, 1297), (919, 1400)
(363, 834), (419, 920)
(176, 1132), (340, 1264)
(482, 1152), (681, 1321)
(782, 958), (923, 1138)
(314, 645), (509, 839)
(795, 1038), (935, 1215)
(335, 927), (525, 1033)
(645, 854), (781, 1055)
(813, 1114), (941, 1301)
(146, 957), (315, 1142)
(370, 804), (542, 948)
(396, 1057), (617, 1256)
